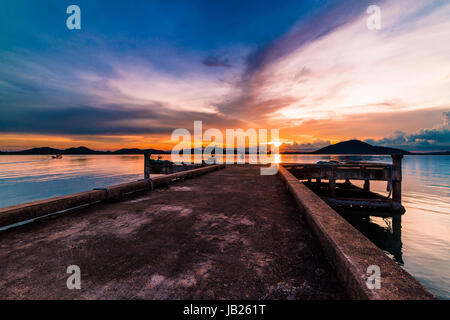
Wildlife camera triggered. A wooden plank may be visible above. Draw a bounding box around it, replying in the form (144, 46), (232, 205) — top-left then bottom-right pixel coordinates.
(289, 166), (392, 181)
(322, 197), (405, 213)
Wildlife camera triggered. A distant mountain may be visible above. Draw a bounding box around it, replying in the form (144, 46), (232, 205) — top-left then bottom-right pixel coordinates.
(63, 147), (101, 154)
(313, 140), (410, 155)
(114, 148), (170, 154)
(0, 146), (169, 155)
(114, 148), (144, 154)
(1, 141), (446, 156)
(7, 147), (62, 155)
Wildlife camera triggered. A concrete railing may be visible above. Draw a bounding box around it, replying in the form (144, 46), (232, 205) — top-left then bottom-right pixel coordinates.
(278, 165), (435, 300)
(0, 164), (225, 229)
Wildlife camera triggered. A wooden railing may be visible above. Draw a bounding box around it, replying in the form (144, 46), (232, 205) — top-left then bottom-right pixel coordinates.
(283, 154), (403, 208)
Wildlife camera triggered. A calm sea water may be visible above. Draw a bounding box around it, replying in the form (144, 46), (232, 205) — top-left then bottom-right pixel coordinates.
(0, 154), (448, 299)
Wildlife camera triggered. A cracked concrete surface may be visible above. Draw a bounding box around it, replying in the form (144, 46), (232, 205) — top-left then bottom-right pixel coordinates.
(0, 165), (346, 300)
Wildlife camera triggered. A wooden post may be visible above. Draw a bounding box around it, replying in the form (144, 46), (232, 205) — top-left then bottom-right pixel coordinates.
(393, 215), (402, 240)
(393, 181), (402, 202)
(329, 179), (336, 197)
(363, 180), (370, 192)
(144, 153), (151, 179)
(392, 154), (403, 203)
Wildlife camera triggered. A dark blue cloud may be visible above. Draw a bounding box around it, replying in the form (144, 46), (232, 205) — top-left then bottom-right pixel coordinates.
(0, 0), (332, 52)
(0, 103), (245, 135)
(0, 0), (344, 137)
(242, 0), (382, 76)
(202, 55), (231, 68)
(366, 112), (450, 151)
(5, 0), (445, 155)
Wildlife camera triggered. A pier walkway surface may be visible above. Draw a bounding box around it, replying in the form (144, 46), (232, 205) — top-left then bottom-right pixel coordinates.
(0, 165), (346, 299)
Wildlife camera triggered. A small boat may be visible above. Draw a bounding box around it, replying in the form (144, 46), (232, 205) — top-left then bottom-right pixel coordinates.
(316, 160), (340, 165)
(52, 154), (63, 159)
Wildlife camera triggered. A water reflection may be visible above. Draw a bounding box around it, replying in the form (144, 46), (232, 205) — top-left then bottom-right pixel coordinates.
(341, 213), (404, 264)
(0, 154), (448, 299)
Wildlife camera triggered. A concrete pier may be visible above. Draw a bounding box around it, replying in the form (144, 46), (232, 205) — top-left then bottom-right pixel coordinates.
(0, 166), (346, 300)
(0, 164), (435, 300)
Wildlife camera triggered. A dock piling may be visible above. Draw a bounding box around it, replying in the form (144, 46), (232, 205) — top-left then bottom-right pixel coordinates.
(393, 215), (402, 240)
(363, 180), (370, 192)
(392, 154), (403, 203)
(329, 179), (336, 197)
(144, 153), (151, 179)
(316, 178), (322, 189)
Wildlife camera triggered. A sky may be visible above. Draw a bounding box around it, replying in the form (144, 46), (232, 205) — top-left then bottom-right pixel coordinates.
(0, 0), (449, 152)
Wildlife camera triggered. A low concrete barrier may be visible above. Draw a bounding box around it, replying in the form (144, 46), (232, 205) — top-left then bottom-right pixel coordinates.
(0, 190), (107, 228)
(152, 164), (225, 187)
(0, 164), (225, 228)
(278, 165), (435, 300)
(107, 180), (152, 201)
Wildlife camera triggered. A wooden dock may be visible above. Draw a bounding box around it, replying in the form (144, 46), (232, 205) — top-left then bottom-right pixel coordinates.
(283, 155), (405, 216)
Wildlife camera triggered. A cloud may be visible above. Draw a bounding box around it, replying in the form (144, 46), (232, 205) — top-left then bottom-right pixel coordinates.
(366, 112), (450, 151)
(215, 0), (450, 131)
(0, 39), (244, 137)
(202, 55), (232, 68)
(243, 0), (373, 76)
(1, 0), (450, 151)
(280, 140), (331, 152)
(0, 102), (245, 136)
